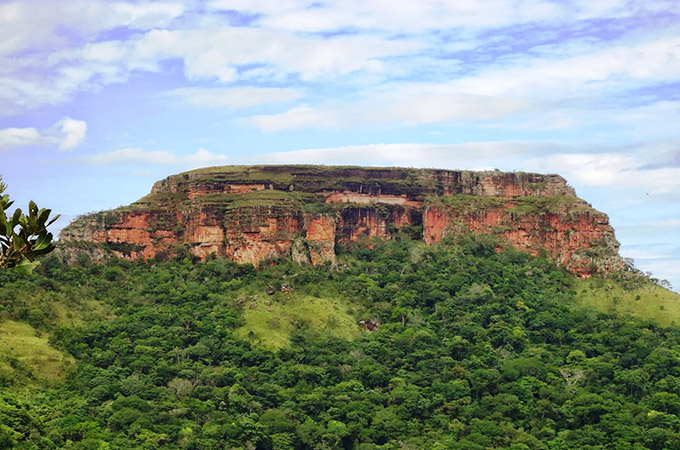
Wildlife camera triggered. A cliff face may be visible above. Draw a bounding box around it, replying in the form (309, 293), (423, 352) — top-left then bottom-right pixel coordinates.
(60, 165), (623, 276)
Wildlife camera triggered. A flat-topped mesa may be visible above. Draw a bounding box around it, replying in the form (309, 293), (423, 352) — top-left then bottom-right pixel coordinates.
(60, 165), (623, 277)
(150, 165), (576, 200)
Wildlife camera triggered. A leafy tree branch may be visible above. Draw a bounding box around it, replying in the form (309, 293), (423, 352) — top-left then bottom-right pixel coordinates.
(0, 175), (60, 274)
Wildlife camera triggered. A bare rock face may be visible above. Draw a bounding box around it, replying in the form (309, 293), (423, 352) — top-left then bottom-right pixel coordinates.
(423, 197), (622, 277)
(305, 214), (337, 266)
(60, 165), (624, 276)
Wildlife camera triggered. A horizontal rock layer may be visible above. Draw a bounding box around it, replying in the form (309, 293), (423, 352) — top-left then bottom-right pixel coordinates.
(60, 165), (623, 276)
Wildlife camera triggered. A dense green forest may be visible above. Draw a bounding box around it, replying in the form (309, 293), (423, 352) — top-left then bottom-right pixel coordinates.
(1, 234), (680, 449)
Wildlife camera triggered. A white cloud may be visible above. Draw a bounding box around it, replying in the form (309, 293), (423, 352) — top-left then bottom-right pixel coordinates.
(134, 28), (423, 81)
(1, 0), (677, 121)
(570, 0), (680, 19)
(0, 1), (186, 113)
(89, 26), (421, 83)
(210, 0), (561, 32)
(652, 219), (680, 228)
(210, 0), (679, 33)
(0, 117), (87, 151)
(80, 147), (230, 168)
(524, 152), (680, 195)
(634, 259), (680, 287)
(0, 0), (186, 58)
(166, 87), (304, 108)
(56, 118), (87, 151)
(249, 105), (347, 132)
(184, 148), (230, 167)
(112, 2), (186, 29)
(0, 127), (50, 150)
(447, 36), (680, 98)
(1, 22), (424, 113)
(622, 249), (668, 260)
(241, 32), (680, 132)
(76, 141), (563, 171)
(370, 94), (534, 124)
(525, 153), (637, 187)
(248, 92), (536, 131)
(231, 141), (561, 170)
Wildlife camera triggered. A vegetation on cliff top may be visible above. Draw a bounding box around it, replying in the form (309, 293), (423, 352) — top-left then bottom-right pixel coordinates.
(153, 165), (570, 198)
(429, 195), (596, 216)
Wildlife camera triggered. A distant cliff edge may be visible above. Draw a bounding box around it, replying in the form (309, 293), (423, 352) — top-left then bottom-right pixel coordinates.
(60, 165), (624, 277)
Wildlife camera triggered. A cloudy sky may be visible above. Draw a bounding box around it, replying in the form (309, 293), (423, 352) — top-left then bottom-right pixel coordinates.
(0, 0), (678, 290)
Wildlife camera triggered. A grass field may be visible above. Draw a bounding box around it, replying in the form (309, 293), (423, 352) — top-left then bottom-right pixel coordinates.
(574, 278), (680, 327)
(0, 320), (74, 385)
(235, 293), (361, 350)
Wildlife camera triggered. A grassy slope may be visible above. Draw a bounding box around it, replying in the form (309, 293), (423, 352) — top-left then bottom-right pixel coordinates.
(575, 277), (680, 327)
(0, 320), (74, 385)
(234, 275), (680, 343)
(234, 292), (361, 350)
(0, 275), (113, 387)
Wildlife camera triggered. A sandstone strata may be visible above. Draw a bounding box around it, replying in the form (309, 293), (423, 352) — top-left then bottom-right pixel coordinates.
(61, 165), (623, 276)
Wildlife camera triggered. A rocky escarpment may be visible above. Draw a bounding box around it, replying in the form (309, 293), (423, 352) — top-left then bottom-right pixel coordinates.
(60, 165), (624, 277)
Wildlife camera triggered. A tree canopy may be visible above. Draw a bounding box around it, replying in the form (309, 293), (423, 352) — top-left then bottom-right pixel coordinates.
(1, 235), (679, 449)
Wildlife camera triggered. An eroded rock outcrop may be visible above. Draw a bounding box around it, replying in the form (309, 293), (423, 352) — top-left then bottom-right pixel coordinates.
(60, 165), (623, 276)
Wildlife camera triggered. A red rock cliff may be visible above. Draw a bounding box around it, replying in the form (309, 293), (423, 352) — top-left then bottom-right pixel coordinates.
(60, 165), (623, 275)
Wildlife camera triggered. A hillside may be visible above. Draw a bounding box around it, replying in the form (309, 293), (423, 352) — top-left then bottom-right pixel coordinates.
(1, 235), (680, 449)
(60, 165), (623, 277)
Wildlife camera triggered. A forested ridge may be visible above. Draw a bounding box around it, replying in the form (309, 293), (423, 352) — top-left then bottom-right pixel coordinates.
(1, 235), (680, 449)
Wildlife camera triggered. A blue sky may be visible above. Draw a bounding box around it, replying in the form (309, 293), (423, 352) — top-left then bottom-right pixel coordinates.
(0, 0), (679, 290)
